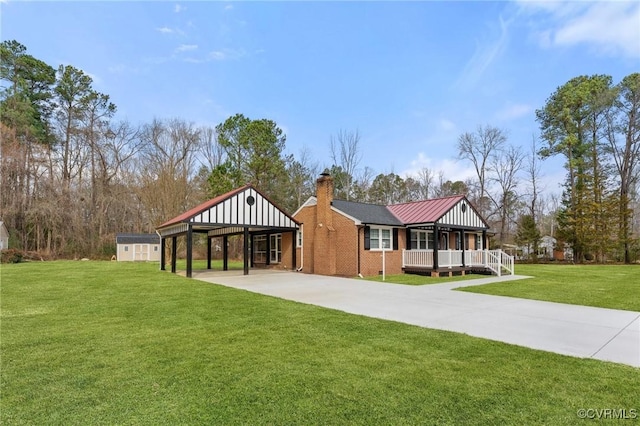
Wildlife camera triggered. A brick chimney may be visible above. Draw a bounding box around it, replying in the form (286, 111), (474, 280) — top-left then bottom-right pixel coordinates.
(314, 172), (336, 275)
(316, 172), (334, 228)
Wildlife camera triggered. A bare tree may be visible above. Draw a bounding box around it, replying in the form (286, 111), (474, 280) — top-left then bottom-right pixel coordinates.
(330, 129), (362, 201)
(457, 125), (507, 216)
(137, 118), (201, 229)
(416, 166), (435, 199)
(488, 145), (525, 247)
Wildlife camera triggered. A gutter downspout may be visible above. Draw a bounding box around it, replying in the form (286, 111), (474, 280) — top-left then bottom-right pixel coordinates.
(296, 224), (304, 271)
(357, 225), (364, 278)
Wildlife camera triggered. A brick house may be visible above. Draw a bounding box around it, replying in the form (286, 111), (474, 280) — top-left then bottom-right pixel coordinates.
(293, 173), (511, 277)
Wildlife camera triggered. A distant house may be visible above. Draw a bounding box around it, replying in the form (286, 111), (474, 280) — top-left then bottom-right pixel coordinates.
(116, 233), (161, 261)
(0, 221), (8, 250)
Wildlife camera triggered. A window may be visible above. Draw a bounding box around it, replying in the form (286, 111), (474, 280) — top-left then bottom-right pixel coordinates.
(475, 234), (483, 250)
(154, 246), (158, 252)
(270, 234), (282, 263)
(124, 246), (129, 252)
(410, 230), (434, 250)
(254, 235), (267, 263)
(368, 227), (392, 251)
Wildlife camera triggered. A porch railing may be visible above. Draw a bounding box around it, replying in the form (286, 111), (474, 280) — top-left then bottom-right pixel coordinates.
(402, 249), (514, 276)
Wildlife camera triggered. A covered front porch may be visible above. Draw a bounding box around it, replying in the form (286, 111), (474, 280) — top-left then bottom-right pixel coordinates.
(402, 249), (514, 277)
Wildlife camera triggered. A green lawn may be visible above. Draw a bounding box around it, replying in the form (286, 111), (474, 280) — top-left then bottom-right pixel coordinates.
(459, 264), (640, 312)
(1, 261), (638, 425)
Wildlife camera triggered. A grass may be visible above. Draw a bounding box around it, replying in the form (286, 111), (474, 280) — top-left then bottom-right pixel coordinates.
(459, 264), (640, 312)
(364, 272), (486, 285)
(1, 261), (638, 424)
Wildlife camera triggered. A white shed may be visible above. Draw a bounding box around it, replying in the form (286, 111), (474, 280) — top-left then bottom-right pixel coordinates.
(116, 233), (161, 261)
(0, 221), (9, 250)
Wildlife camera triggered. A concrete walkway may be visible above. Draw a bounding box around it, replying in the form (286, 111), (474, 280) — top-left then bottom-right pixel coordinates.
(193, 270), (640, 368)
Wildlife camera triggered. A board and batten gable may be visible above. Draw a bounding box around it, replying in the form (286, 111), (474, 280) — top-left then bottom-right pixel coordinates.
(437, 199), (487, 229)
(157, 185), (299, 239)
(188, 187), (297, 229)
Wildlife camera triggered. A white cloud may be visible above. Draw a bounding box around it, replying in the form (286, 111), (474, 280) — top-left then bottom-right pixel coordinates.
(519, 1), (640, 58)
(156, 26), (174, 34)
(401, 153), (477, 183)
(455, 13), (514, 90)
(176, 44), (198, 52)
(225, 4), (233, 11)
(174, 4), (185, 13)
(208, 48), (246, 61)
(495, 103), (533, 121)
(439, 118), (456, 132)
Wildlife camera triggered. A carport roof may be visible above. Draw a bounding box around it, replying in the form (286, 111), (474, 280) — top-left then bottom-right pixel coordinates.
(156, 184), (299, 237)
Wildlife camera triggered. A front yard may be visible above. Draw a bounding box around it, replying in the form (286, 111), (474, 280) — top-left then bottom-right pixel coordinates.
(458, 264), (640, 312)
(1, 261), (638, 424)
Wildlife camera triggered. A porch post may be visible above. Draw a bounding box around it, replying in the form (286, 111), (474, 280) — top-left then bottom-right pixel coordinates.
(160, 237), (166, 270)
(223, 235), (229, 271)
(482, 230), (487, 250)
(243, 227), (249, 275)
(186, 225), (193, 278)
(265, 233), (271, 266)
(433, 223), (439, 271)
(171, 236), (177, 273)
(206, 235), (212, 270)
(461, 230), (466, 268)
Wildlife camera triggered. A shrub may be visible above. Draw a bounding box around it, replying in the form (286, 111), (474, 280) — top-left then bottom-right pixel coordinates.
(1, 249), (24, 264)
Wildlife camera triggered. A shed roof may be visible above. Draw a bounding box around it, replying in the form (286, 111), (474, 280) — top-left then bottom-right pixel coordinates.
(116, 233), (160, 244)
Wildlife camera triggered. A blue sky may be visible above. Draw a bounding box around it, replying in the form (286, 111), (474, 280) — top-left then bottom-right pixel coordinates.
(2, 1), (639, 189)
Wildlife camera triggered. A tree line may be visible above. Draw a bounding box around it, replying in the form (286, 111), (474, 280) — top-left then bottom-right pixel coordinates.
(1, 40), (639, 262)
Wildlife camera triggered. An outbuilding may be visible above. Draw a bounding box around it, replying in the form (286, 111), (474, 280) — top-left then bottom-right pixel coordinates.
(116, 233), (161, 261)
(0, 221), (9, 250)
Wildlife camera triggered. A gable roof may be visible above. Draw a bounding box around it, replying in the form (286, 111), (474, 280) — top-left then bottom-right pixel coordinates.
(156, 184), (299, 237)
(332, 199), (404, 226)
(388, 195), (488, 228)
(116, 233), (160, 244)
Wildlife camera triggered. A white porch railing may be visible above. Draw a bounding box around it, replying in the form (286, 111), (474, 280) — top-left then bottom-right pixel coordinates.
(402, 249), (514, 276)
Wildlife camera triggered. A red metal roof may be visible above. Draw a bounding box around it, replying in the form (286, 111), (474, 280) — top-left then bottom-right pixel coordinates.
(387, 195), (465, 224)
(157, 184), (251, 229)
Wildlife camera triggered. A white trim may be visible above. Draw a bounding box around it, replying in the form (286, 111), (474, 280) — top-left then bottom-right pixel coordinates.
(368, 225), (394, 252)
(292, 196), (317, 217)
(331, 205), (362, 225)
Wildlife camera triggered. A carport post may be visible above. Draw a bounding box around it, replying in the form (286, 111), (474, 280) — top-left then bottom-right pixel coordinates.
(206, 236), (212, 270)
(171, 236), (177, 273)
(243, 227), (249, 275)
(160, 237), (166, 270)
(186, 225), (193, 278)
(223, 235), (229, 271)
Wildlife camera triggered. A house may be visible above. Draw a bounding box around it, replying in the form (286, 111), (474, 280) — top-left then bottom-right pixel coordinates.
(0, 221), (8, 250)
(293, 173), (513, 277)
(116, 233), (161, 261)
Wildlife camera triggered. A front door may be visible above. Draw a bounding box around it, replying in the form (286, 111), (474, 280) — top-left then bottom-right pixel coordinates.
(440, 232), (449, 250)
(134, 244), (149, 261)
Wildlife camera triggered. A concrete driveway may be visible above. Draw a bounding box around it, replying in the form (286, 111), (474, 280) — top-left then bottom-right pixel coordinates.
(193, 270), (640, 368)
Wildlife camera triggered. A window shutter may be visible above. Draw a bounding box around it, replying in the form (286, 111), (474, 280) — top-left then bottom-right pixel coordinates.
(364, 226), (370, 250)
(405, 228), (411, 250)
(393, 228), (399, 250)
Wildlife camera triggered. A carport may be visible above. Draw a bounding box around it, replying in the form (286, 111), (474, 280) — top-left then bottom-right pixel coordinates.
(156, 184), (299, 278)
